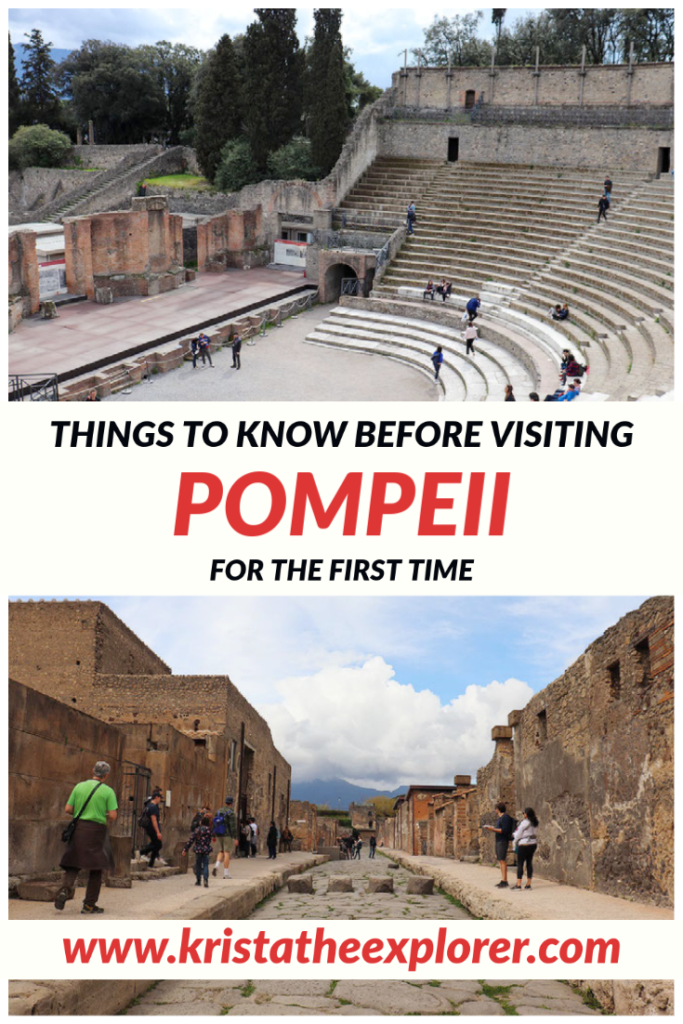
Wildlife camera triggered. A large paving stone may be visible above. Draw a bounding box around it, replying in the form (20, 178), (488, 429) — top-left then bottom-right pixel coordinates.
(512, 981), (577, 1000)
(457, 999), (507, 1015)
(16, 881), (71, 901)
(227, 1004), (323, 1015)
(270, 996), (340, 1009)
(329, 1007), (382, 1016)
(251, 981), (332, 997)
(406, 876), (434, 895)
(128, 1003), (225, 1015)
(366, 876), (394, 894)
(328, 876), (354, 893)
(287, 875), (314, 894)
(333, 980), (451, 1015)
(432, 981), (484, 1001)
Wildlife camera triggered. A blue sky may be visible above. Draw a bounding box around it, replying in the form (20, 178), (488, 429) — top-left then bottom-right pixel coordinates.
(14, 595), (645, 788)
(9, 7), (540, 89)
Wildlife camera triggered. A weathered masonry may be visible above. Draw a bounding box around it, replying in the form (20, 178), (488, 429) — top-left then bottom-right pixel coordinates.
(392, 597), (673, 908)
(8, 600), (291, 878)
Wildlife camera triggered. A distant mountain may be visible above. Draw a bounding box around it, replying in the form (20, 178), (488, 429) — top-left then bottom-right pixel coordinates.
(13, 44), (72, 76)
(290, 778), (407, 810)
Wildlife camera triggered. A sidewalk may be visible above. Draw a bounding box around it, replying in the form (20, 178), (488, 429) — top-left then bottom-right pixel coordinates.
(381, 851), (673, 921)
(8, 853), (327, 922)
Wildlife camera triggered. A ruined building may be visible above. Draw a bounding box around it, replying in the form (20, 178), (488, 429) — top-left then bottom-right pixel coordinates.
(8, 600), (291, 879)
(391, 597), (674, 908)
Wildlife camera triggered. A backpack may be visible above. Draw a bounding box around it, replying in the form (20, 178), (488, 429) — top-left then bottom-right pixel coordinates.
(213, 810), (228, 837)
(138, 802), (152, 830)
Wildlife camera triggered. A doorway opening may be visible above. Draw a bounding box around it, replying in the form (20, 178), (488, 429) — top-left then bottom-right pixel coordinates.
(657, 147), (671, 176)
(448, 137), (459, 162)
(465, 90), (476, 109)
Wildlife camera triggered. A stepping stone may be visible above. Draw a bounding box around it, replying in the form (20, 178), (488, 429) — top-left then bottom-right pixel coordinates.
(16, 881), (70, 902)
(387, 863), (400, 870)
(406, 876), (434, 895)
(287, 875), (314, 894)
(333, 981), (451, 1015)
(328, 876), (354, 893)
(366, 876), (394, 893)
(457, 999), (507, 1015)
(251, 982), (331, 997)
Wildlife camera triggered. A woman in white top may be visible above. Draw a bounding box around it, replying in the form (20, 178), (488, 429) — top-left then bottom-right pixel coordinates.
(511, 808), (539, 891)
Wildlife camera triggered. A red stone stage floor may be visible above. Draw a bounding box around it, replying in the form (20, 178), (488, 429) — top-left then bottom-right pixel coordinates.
(9, 267), (308, 380)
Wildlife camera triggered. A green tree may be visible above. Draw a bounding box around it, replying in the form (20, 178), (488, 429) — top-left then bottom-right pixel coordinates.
(243, 9), (303, 171)
(267, 135), (320, 180)
(214, 137), (260, 192)
(9, 34), (22, 135)
(491, 9), (507, 46)
(193, 35), (243, 181)
(344, 62), (383, 115)
(22, 29), (61, 125)
(9, 123), (71, 170)
(368, 795), (397, 817)
(57, 41), (167, 143)
(307, 9), (348, 176)
(619, 9), (674, 63)
(419, 12), (492, 66)
(138, 41), (203, 144)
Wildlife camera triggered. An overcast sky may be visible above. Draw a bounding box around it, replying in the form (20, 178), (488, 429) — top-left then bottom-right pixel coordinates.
(9, 7), (541, 88)
(16, 595), (644, 789)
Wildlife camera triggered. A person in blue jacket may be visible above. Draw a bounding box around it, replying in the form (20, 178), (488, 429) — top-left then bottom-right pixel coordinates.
(557, 383), (580, 401)
(431, 345), (444, 382)
(466, 295), (481, 323)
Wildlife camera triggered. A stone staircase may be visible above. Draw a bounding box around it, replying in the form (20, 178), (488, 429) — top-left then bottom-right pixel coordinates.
(327, 159), (674, 400)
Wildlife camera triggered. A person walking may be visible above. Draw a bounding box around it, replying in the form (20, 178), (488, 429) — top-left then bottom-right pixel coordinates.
(212, 796), (237, 879)
(597, 194), (609, 223)
(504, 384), (516, 401)
(464, 322), (478, 356)
(197, 332), (213, 367)
(353, 838), (363, 859)
(231, 333), (242, 370)
(281, 826), (293, 853)
(54, 761), (118, 915)
(511, 808), (539, 890)
(406, 201), (417, 235)
(431, 345), (444, 382)
(182, 814), (213, 887)
(369, 835), (377, 859)
(267, 821), (279, 859)
(482, 801), (516, 889)
(603, 175), (613, 197)
(190, 338), (200, 369)
(239, 821), (251, 858)
(139, 792), (163, 868)
(248, 817), (258, 857)
(466, 295), (481, 323)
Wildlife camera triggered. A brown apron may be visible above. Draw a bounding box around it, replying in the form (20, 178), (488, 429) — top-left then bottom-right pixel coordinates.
(60, 820), (114, 872)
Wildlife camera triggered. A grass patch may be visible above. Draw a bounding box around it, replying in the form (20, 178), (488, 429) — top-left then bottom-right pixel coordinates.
(436, 886), (477, 918)
(327, 981), (339, 996)
(144, 172), (211, 190)
(428, 981), (442, 987)
(339, 999), (352, 1006)
(240, 982), (255, 998)
(480, 983), (518, 1016)
(568, 984), (610, 1014)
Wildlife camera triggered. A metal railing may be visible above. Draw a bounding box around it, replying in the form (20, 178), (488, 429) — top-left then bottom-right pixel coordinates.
(341, 278), (360, 296)
(246, 289), (319, 346)
(8, 374), (59, 401)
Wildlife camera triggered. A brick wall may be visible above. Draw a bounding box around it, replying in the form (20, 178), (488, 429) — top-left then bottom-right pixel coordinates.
(196, 207), (267, 272)
(289, 800), (318, 851)
(477, 728), (516, 866)
(8, 230), (40, 330)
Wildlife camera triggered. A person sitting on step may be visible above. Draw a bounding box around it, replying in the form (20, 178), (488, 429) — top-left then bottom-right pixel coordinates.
(423, 280), (436, 301)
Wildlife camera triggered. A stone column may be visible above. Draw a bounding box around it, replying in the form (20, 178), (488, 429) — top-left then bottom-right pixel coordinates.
(106, 834), (132, 888)
(532, 47), (540, 106)
(88, 119), (95, 145)
(76, 126), (83, 146)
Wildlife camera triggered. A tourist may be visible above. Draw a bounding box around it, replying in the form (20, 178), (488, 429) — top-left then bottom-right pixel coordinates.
(597, 194), (609, 223)
(197, 332), (213, 367)
(442, 281), (452, 303)
(510, 808), (539, 890)
(140, 792), (163, 868)
(436, 279), (448, 300)
(239, 821), (251, 858)
(504, 384), (516, 401)
(466, 295), (481, 323)
(482, 801), (515, 889)
(191, 804), (209, 832)
(281, 826), (293, 853)
(190, 337), (200, 369)
(423, 280), (435, 301)
(85, 389), (100, 402)
(267, 821), (279, 859)
(406, 201), (417, 235)
(369, 835), (377, 859)
(432, 345), (444, 382)
(182, 814), (213, 888)
(231, 332), (242, 370)
(248, 817), (258, 857)
(557, 382), (580, 401)
(353, 837), (363, 859)
(212, 796), (237, 879)
(54, 761), (118, 915)
(529, 392), (540, 402)
(464, 322), (478, 356)
(604, 174), (613, 197)
(344, 834), (354, 859)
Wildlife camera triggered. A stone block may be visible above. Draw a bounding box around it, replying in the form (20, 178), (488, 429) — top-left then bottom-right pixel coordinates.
(173, 840), (190, 873)
(95, 287), (114, 304)
(406, 875), (434, 895)
(327, 875), (353, 893)
(287, 875), (314, 894)
(366, 876), (394, 893)
(16, 880), (72, 902)
(39, 300), (58, 319)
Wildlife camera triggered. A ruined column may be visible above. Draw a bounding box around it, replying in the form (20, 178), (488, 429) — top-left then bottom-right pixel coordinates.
(533, 47), (540, 106)
(578, 46), (587, 106)
(626, 42), (635, 107)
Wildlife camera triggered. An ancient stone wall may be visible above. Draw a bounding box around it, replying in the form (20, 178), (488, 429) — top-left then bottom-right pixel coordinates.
(9, 679), (125, 877)
(288, 800), (318, 851)
(70, 144), (163, 170)
(390, 63), (674, 110)
(512, 596), (673, 906)
(9, 168), (101, 220)
(8, 230), (40, 331)
(64, 197), (184, 299)
(196, 207), (267, 271)
(378, 120), (673, 173)
(394, 788), (457, 855)
(476, 728), (516, 866)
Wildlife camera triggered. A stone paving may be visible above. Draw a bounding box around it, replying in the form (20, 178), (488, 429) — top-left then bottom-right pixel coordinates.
(247, 855), (470, 922)
(105, 305), (437, 402)
(124, 978), (603, 1016)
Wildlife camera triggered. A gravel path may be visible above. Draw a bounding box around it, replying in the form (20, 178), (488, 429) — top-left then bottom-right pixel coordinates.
(125, 978), (602, 1015)
(105, 306), (438, 402)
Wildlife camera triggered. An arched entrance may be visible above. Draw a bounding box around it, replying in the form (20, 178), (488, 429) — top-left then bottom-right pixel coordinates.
(324, 262), (358, 302)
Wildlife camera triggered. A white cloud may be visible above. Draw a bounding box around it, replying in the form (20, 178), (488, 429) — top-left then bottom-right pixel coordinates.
(259, 657), (534, 789)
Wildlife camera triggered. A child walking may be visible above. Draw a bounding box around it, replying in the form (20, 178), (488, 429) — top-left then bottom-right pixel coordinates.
(181, 814), (214, 887)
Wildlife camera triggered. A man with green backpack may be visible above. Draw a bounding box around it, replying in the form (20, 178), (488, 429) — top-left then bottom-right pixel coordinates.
(212, 796), (237, 878)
